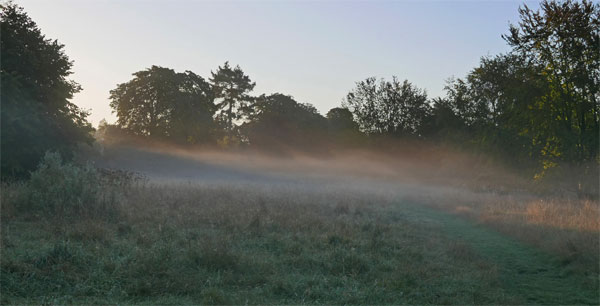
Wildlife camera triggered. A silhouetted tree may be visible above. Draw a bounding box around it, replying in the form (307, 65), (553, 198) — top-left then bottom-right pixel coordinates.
(109, 66), (216, 143)
(442, 77), (484, 127)
(472, 54), (547, 164)
(420, 97), (469, 142)
(243, 93), (327, 151)
(326, 107), (362, 146)
(438, 54), (548, 168)
(327, 107), (358, 131)
(344, 77), (430, 137)
(169, 71), (217, 144)
(210, 62), (255, 134)
(1, 3), (93, 179)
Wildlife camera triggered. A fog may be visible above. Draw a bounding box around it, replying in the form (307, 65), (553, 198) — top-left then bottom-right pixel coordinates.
(92, 142), (534, 208)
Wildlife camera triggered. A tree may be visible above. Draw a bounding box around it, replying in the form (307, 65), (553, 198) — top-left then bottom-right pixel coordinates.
(168, 71), (216, 144)
(343, 77), (430, 137)
(327, 107), (358, 132)
(420, 97), (469, 142)
(503, 0), (600, 165)
(1, 3), (93, 179)
(442, 77), (482, 127)
(242, 93), (327, 151)
(210, 62), (255, 133)
(326, 107), (362, 146)
(109, 66), (216, 143)
(440, 54), (548, 167)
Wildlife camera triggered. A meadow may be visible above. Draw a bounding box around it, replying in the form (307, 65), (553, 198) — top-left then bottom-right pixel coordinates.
(2, 1), (599, 304)
(1, 144), (598, 305)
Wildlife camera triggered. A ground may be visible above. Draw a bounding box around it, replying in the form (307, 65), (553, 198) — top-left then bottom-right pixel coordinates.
(1, 145), (598, 304)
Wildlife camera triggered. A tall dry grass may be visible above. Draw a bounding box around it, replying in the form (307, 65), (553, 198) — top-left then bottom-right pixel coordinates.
(415, 189), (599, 275)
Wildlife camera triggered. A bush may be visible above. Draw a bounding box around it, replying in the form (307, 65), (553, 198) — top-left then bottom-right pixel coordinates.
(24, 152), (125, 220)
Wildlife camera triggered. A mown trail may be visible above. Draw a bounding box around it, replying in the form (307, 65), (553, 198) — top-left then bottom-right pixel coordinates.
(392, 202), (599, 305)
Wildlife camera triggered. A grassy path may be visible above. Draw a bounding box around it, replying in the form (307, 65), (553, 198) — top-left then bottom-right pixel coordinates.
(393, 202), (599, 305)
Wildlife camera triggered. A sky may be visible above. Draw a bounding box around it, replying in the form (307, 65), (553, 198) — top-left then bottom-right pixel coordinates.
(17, 0), (541, 127)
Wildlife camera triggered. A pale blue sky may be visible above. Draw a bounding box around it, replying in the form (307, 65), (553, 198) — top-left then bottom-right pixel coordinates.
(17, 0), (540, 126)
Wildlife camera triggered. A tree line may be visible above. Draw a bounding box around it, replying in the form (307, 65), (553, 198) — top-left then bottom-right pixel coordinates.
(104, 62), (358, 152)
(1, 1), (598, 182)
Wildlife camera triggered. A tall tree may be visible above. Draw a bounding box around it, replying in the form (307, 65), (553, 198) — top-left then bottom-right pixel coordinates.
(1, 3), (93, 179)
(109, 66), (216, 143)
(210, 62), (255, 133)
(344, 77), (430, 137)
(503, 0), (600, 165)
(169, 71), (216, 144)
(441, 54), (548, 167)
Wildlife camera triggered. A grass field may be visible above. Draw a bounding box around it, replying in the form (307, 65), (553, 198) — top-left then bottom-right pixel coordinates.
(1, 147), (599, 304)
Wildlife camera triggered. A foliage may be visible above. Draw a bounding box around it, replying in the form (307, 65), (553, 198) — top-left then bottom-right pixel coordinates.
(326, 107), (358, 132)
(216, 134), (243, 150)
(503, 0), (600, 167)
(0, 3), (93, 179)
(411, 0), (599, 180)
(23, 152), (130, 220)
(419, 97), (469, 142)
(439, 54), (549, 168)
(326, 107), (363, 146)
(102, 1), (599, 181)
(96, 119), (132, 144)
(243, 93), (328, 151)
(109, 66), (216, 144)
(210, 61), (256, 133)
(6, 0), (598, 185)
(344, 77), (430, 137)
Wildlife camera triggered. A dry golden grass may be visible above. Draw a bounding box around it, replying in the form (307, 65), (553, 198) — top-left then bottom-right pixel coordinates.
(447, 195), (599, 232)
(415, 189), (600, 274)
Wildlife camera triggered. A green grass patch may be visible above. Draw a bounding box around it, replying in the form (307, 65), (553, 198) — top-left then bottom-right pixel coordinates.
(1, 181), (597, 304)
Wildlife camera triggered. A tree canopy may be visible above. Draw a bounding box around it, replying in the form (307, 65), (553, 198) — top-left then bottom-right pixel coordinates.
(5, 0), (597, 185)
(109, 66), (216, 144)
(1, 3), (93, 179)
(344, 77), (430, 137)
(210, 62), (255, 134)
(242, 93), (327, 151)
(327, 107), (359, 133)
(503, 0), (599, 166)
